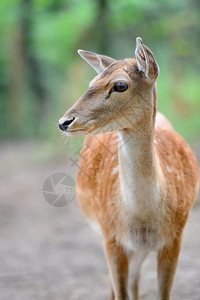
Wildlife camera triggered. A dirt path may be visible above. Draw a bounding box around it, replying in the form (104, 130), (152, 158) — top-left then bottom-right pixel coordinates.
(0, 141), (199, 300)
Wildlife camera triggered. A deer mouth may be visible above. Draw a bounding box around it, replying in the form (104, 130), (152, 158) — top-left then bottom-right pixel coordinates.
(64, 129), (87, 137)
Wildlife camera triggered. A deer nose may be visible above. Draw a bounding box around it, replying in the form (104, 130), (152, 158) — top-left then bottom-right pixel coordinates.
(58, 118), (75, 131)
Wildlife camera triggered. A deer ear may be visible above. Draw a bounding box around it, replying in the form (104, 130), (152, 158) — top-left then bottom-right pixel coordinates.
(135, 37), (159, 84)
(78, 50), (116, 74)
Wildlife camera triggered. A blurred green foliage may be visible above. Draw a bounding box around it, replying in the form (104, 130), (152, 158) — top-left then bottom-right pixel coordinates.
(0, 0), (200, 142)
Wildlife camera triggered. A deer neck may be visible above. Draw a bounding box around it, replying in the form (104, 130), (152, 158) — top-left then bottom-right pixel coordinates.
(118, 91), (161, 213)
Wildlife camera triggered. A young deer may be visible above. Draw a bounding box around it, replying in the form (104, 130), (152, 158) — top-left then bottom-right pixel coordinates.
(59, 37), (199, 300)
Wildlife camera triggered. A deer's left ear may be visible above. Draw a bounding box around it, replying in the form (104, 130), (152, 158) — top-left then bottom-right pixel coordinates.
(135, 37), (159, 84)
(78, 50), (116, 74)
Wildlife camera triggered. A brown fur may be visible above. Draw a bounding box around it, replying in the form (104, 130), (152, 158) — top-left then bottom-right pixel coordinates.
(77, 128), (198, 240)
(59, 39), (199, 300)
(76, 127), (198, 300)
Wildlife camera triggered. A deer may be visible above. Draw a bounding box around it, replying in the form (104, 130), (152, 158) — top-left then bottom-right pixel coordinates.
(58, 37), (199, 300)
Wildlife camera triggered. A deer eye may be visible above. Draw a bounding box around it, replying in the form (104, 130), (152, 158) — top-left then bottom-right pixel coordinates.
(114, 82), (128, 92)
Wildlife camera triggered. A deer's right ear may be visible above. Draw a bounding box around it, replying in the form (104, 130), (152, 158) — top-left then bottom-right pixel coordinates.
(135, 37), (159, 84)
(78, 50), (116, 74)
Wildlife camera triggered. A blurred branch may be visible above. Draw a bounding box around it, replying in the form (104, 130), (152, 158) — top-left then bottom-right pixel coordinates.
(78, 0), (110, 53)
(9, 26), (25, 135)
(9, 0), (48, 136)
(21, 0), (48, 119)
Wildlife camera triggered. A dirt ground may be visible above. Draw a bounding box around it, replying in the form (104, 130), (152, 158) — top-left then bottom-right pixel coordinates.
(0, 141), (199, 300)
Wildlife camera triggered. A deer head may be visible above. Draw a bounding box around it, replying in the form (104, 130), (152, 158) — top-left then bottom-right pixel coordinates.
(59, 37), (159, 136)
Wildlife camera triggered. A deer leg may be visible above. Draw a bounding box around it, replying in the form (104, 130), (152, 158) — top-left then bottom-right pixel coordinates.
(105, 239), (129, 300)
(110, 288), (115, 300)
(129, 249), (149, 300)
(157, 233), (183, 300)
